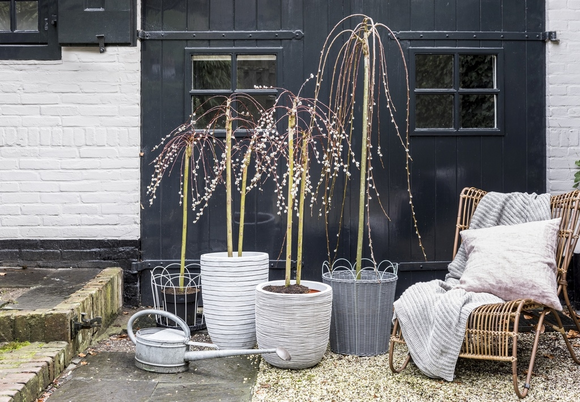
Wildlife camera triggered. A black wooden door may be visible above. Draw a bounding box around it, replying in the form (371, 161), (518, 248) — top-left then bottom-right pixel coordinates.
(139, 0), (547, 300)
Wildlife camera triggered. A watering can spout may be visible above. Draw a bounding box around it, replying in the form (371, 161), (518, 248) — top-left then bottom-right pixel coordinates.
(184, 347), (291, 362)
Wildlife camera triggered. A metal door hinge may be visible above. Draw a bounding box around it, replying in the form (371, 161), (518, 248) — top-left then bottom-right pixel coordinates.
(138, 30), (304, 41)
(543, 31), (559, 43)
(390, 30), (557, 42)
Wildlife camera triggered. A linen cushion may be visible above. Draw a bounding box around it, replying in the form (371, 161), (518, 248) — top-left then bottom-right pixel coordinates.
(457, 218), (562, 310)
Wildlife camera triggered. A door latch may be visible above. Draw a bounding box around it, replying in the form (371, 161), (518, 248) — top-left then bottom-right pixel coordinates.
(96, 34), (106, 53)
(72, 313), (102, 337)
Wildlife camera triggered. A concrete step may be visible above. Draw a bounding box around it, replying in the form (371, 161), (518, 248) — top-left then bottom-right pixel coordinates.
(0, 267), (123, 402)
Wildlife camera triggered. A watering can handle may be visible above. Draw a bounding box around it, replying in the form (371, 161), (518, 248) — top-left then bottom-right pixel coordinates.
(127, 309), (191, 345)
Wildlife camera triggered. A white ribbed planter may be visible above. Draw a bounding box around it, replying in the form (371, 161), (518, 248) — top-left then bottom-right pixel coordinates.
(255, 280), (332, 369)
(200, 251), (269, 349)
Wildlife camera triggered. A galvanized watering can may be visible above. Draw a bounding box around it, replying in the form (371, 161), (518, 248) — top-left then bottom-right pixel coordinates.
(127, 309), (290, 373)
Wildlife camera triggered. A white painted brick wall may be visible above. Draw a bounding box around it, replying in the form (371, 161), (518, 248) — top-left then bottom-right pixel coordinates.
(0, 45), (141, 240)
(547, 1), (580, 193)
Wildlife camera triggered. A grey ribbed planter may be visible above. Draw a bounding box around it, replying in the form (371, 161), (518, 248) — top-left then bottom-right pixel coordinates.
(322, 259), (398, 356)
(255, 280), (332, 369)
(200, 251), (269, 349)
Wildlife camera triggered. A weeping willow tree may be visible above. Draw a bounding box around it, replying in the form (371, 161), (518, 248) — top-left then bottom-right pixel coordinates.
(258, 85), (349, 291)
(146, 94), (275, 289)
(313, 15), (426, 275)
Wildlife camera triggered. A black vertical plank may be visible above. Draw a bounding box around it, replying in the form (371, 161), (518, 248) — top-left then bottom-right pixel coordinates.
(410, 0), (434, 31)
(300, 0), (335, 272)
(273, 0), (304, 267)
(185, 0), (210, 51)
(281, 0), (303, 89)
(143, 0), (162, 31)
(526, 0), (545, 32)
(502, 40), (528, 192)
(525, 1), (546, 191)
(434, 0), (455, 31)
(162, 1), (187, 31)
(427, 0), (457, 262)
(480, 0), (502, 31)
(236, 0), (257, 30)
(457, 137), (483, 190)
(409, 138), (437, 261)
(434, 136), (460, 260)
(187, 0), (210, 30)
(525, 40), (546, 192)
(203, 0), (234, 253)
(385, 0), (410, 31)
(382, 34), (416, 263)
(456, 0), (480, 30)
(159, 40), (189, 259)
(209, 0), (234, 30)
(387, 9), (415, 262)
(502, 0), (525, 31)
(233, 0), (257, 47)
(479, 1), (504, 193)
(257, 0), (281, 30)
(232, 0), (256, 252)
(252, 0), (280, 48)
(480, 139), (504, 191)
(141, 38), (164, 261)
(455, 1), (482, 193)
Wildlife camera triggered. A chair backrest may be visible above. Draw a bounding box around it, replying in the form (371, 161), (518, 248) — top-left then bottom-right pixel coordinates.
(452, 187), (580, 296)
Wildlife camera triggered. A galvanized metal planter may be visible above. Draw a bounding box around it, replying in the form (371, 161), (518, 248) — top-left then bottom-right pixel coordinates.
(255, 280), (332, 369)
(200, 251), (269, 349)
(322, 259), (398, 356)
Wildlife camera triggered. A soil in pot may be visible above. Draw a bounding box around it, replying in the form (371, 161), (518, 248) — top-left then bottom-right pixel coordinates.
(262, 284), (311, 294)
(255, 280), (332, 369)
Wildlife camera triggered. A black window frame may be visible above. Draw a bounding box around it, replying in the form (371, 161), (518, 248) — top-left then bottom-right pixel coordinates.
(0, 0), (60, 60)
(184, 47), (281, 134)
(410, 47), (504, 136)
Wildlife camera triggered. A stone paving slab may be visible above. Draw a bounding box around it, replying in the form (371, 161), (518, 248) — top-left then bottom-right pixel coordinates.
(45, 352), (258, 402)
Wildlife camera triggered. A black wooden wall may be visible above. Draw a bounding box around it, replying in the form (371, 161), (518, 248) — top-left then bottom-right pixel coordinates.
(139, 0), (546, 298)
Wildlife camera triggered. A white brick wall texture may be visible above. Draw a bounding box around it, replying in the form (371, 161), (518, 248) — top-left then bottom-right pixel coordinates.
(0, 46), (141, 240)
(547, 1), (580, 193)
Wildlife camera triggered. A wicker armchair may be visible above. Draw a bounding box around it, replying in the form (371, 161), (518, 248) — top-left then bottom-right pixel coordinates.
(388, 187), (580, 398)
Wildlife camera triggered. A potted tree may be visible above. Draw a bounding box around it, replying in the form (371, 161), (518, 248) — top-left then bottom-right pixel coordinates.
(318, 15), (426, 356)
(254, 85), (349, 369)
(198, 95), (275, 349)
(147, 94), (274, 347)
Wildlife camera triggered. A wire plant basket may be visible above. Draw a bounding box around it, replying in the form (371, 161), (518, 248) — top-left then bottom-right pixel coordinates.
(150, 263), (205, 331)
(322, 258), (398, 356)
(322, 258), (398, 281)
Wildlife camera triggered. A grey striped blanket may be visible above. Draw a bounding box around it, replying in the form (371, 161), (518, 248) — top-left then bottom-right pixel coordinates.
(392, 191), (551, 381)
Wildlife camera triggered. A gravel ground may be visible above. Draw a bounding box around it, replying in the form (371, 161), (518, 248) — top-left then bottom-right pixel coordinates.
(252, 332), (580, 402)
